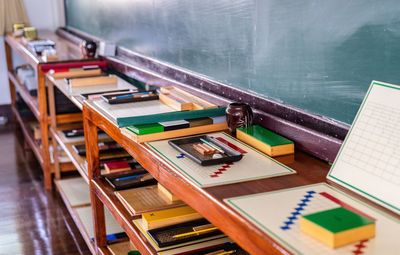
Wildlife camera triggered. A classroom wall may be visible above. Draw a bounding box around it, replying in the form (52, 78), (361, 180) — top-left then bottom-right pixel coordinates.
(0, 0), (65, 105)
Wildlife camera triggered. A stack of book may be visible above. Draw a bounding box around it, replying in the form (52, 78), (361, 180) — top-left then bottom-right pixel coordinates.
(89, 85), (228, 143)
(122, 115), (227, 143)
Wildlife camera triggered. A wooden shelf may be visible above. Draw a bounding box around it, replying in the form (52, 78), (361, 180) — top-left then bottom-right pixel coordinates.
(12, 106), (44, 166)
(92, 178), (157, 255)
(9, 71), (40, 120)
(5, 31), (84, 66)
(54, 177), (95, 254)
(82, 101), (331, 255)
(51, 126), (89, 182)
(56, 177), (124, 255)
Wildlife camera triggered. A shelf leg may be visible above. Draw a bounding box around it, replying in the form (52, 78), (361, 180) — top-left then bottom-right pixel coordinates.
(5, 41), (16, 123)
(38, 68), (52, 190)
(47, 75), (61, 180)
(84, 108), (107, 252)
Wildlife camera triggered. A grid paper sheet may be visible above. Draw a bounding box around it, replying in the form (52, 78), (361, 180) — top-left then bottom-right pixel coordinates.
(225, 183), (400, 255)
(93, 99), (175, 122)
(328, 81), (400, 214)
(146, 132), (295, 187)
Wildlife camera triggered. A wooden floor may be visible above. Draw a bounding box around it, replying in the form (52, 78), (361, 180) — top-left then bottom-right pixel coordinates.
(0, 123), (91, 255)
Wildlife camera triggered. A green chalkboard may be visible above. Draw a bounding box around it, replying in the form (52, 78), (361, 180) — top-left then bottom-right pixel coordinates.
(65, 0), (400, 124)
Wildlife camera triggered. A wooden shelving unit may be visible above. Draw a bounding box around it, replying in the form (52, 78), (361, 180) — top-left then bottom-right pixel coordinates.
(47, 72), (139, 254)
(82, 100), (333, 255)
(4, 30), (98, 189)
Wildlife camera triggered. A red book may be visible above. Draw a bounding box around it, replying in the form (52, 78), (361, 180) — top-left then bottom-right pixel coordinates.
(104, 161), (131, 173)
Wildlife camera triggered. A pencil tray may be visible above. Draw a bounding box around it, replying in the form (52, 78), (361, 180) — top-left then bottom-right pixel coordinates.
(148, 219), (222, 248)
(101, 90), (159, 104)
(168, 135), (243, 166)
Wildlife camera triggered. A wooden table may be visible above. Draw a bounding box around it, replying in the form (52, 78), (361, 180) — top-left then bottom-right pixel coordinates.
(82, 100), (334, 255)
(5, 30), (99, 189)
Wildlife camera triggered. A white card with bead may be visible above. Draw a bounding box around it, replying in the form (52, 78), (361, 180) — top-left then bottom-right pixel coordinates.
(225, 183), (400, 255)
(146, 132), (295, 187)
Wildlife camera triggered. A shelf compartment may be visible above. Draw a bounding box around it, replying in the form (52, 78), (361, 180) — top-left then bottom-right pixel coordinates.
(51, 126), (89, 182)
(92, 178), (157, 255)
(56, 177), (124, 255)
(9, 71), (40, 120)
(12, 106), (44, 167)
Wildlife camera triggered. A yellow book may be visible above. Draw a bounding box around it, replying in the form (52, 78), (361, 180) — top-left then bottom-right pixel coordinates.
(142, 206), (203, 230)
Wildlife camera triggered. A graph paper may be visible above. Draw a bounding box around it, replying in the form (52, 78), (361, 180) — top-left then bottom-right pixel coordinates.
(328, 81), (400, 214)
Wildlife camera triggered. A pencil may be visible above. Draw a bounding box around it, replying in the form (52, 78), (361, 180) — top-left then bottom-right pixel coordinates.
(211, 250), (236, 255)
(172, 226), (218, 239)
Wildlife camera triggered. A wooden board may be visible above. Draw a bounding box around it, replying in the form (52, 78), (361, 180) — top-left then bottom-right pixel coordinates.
(159, 86), (217, 110)
(52, 68), (102, 79)
(146, 132), (295, 187)
(115, 185), (185, 216)
(53, 75), (138, 98)
(56, 177), (90, 207)
(225, 183), (400, 255)
(92, 99), (175, 123)
(108, 241), (136, 255)
(74, 206), (124, 239)
(122, 122), (228, 143)
(69, 75), (118, 87)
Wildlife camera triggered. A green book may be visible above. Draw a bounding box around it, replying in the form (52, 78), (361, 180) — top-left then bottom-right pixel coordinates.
(126, 123), (164, 135)
(117, 107), (226, 128)
(238, 125), (293, 146)
(302, 207), (374, 233)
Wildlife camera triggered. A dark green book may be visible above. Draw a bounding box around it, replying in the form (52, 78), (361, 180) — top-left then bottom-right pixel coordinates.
(126, 123), (164, 135)
(302, 207), (374, 233)
(117, 107), (226, 128)
(300, 207), (376, 248)
(237, 125), (294, 156)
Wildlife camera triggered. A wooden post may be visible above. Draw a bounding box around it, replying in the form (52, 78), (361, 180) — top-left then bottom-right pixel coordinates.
(38, 67), (52, 189)
(5, 41), (16, 115)
(47, 76), (61, 180)
(83, 104), (107, 253)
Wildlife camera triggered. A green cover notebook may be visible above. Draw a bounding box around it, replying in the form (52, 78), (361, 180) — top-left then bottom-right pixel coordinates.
(126, 123), (164, 135)
(302, 207), (374, 233)
(238, 125), (293, 146)
(117, 107), (227, 128)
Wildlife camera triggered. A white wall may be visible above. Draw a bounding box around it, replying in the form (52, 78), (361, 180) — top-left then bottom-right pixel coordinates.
(0, 0), (65, 105)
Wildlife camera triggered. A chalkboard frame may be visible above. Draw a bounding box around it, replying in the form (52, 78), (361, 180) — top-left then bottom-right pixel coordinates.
(57, 27), (349, 162)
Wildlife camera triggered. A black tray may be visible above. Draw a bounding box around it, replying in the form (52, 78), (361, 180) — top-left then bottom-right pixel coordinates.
(80, 89), (133, 99)
(104, 169), (157, 190)
(175, 242), (248, 255)
(148, 219), (222, 248)
(168, 135), (243, 166)
(101, 90), (159, 104)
